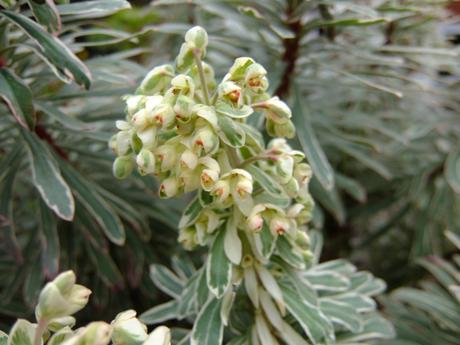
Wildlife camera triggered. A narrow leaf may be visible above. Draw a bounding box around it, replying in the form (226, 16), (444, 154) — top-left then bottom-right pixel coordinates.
(39, 200), (60, 278)
(293, 87), (334, 190)
(57, 0), (131, 18)
(21, 130), (75, 220)
(59, 161), (125, 244)
(207, 227), (232, 298)
(150, 264), (184, 299)
(246, 165), (286, 197)
(26, 0), (61, 34)
(191, 297), (224, 345)
(179, 197), (202, 228)
(0, 10), (91, 88)
(0, 68), (35, 129)
(217, 114), (246, 148)
(140, 300), (178, 325)
(445, 147), (460, 194)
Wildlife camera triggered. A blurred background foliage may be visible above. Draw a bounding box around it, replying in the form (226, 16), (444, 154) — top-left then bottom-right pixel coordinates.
(1, 0), (460, 343)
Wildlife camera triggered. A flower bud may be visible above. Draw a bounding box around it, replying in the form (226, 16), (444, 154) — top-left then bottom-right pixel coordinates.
(295, 231), (310, 249)
(132, 109), (150, 130)
(143, 326), (171, 345)
(156, 144), (178, 172)
(144, 95), (164, 113)
(247, 213), (264, 232)
(36, 271), (91, 322)
(136, 149), (155, 175)
(115, 131), (132, 156)
(111, 310), (148, 345)
(288, 203), (312, 225)
(300, 249), (313, 262)
(245, 63), (268, 92)
(151, 103), (175, 129)
(210, 180), (230, 203)
(159, 176), (179, 198)
(236, 177), (253, 197)
(269, 217), (291, 235)
(268, 138), (289, 152)
(193, 126), (218, 155)
(48, 316), (76, 332)
(174, 95), (194, 123)
(218, 81), (241, 104)
(284, 177), (299, 197)
(275, 119), (296, 138)
(180, 149), (198, 170)
(180, 169), (201, 193)
(290, 150), (305, 163)
(116, 120), (131, 131)
(175, 43), (195, 73)
(257, 97), (291, 124)
(184, 26), (208, 50)
(136, 127), (157, 150)
(294, 163), (312, 186)
(64, 322), (112, 345)
(200, 168), (219, 191)
(125, 95), (145, 116)
(227, 57), (254, 81)
(276, 156), (294, 184)
(113, 156), (134, 179)
(171, 74), (195, 97)
(138, 64), (174, 95)
(178, 227), (198, 250)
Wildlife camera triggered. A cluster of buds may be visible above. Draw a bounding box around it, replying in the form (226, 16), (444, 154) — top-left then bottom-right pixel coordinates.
(111, 26), (313, 268)
(18, 271), (171, 345)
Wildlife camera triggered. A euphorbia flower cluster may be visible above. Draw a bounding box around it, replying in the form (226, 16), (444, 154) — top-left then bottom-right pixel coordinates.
(111, 26), (315, 345)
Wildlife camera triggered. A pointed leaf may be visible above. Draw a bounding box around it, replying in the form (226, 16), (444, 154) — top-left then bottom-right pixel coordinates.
(0, 68), (35, 129)
(246, 165), (286, 197)
(150, 264), (184, 299)
(179, 197), (202, 228)
(39, 200), (59, 278)
(26, 0), (61, 34)
(293, 87), (334, 190)
(207, 227), (232, 298)
(191, 297), (224, 345)
(445, 147), (460, 194)
(217, 114), (246, 148)
(0, 10), (91, 88)
(21, 130), (75, 220)
(140, 300), (178, 325)
(8, 319), (36, 345)
(59, 161), (125, 244)
(57, 0), (131, 18)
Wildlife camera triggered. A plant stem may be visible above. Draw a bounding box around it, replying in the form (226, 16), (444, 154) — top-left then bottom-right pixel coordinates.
(226, 146), (240, 167)
(34, 319), (47, 345)
(193, 49), (210, 105)
(237, 154), (274, 168)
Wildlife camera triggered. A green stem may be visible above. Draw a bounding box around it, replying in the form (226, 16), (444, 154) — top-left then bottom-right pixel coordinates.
(226, 146), (240, 167)
(193, 49), (210, 105)
(237, 154), (275, 168)
(34, 319), (47, 345)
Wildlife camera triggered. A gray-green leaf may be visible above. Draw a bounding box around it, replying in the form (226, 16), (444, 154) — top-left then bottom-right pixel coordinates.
(293, 87), (334, 190)
(0, 68), (35, 129)
(0, 10), (91, 88)
(59, 161), (125, 244)
(21, 130), (75, 221)
(207, 227), (232, 298)
(191, 297), (224, 345)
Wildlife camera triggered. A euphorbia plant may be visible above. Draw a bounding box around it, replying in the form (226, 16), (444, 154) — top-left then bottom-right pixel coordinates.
(112, 27), (394, 345)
